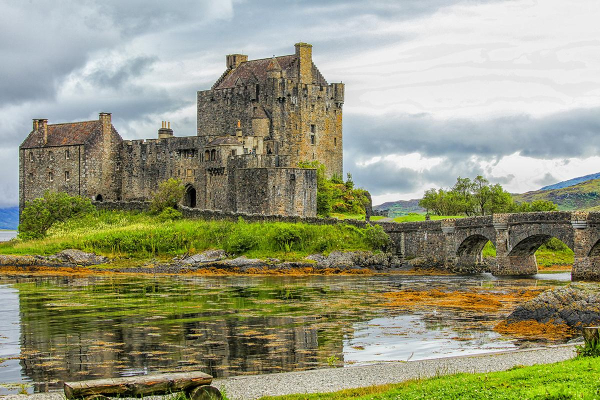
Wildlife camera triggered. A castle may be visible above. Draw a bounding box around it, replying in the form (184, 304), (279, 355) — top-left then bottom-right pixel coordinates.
(19, 43), (345, 217)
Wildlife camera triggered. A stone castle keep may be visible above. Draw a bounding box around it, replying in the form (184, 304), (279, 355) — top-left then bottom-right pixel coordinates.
(19, 43), (345, 216)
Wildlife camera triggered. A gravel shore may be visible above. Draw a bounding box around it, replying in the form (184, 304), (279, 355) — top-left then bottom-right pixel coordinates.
(2, 345), (577, 400)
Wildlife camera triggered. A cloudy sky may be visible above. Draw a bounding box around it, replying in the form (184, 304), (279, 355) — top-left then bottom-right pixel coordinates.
(2, 0), (600, 207)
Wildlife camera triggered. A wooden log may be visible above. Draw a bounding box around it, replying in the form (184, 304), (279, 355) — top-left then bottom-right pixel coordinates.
(583, 326), (600, 345)
(64, 371), (213, 399)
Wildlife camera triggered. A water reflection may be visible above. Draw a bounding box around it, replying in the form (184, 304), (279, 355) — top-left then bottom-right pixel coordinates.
(0, 274), (569, 394)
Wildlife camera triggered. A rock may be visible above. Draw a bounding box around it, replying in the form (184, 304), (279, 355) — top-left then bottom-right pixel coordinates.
(49, 249), (108, 266)
(181, 250), (227, 264)
(306, 251), (402, 270)
(223, 257), (265, 268)
(505, 286), (600, 329)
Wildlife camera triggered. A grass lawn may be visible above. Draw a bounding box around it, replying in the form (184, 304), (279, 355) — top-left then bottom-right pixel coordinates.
(0, 210), (388, 262)
(258, 356), (600, 400)
(393, 214), (464, 223)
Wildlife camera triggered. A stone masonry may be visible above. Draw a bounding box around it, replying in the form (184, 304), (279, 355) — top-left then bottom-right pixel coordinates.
(19, 43), (342, 217)
(377, 211), (600, 281)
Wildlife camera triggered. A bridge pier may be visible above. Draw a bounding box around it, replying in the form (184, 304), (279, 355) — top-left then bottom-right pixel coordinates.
(492, 216), (537, 276)
(572, 213), (600, 281)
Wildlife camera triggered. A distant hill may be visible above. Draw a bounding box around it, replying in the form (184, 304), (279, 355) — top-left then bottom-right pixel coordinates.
(0, 207), (18, 230)
(373, 199), (425, 217)
(541, 172), (600, 191)
(514, 178), (600, 211)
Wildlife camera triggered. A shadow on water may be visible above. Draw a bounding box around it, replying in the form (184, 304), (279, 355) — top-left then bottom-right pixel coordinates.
(0, 273), (570, 394)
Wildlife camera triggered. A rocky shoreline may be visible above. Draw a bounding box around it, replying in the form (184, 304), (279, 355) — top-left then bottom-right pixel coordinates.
(0, 248), (414, 274)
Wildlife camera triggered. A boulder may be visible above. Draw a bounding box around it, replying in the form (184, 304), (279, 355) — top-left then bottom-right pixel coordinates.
(180, 250), (227, 264)
(505, 286), (600, 328)
(49, 249), (108, 266)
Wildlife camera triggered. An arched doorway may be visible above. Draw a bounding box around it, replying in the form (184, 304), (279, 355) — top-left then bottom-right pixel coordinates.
(185, 185), (196, 208)
(95, 194), (103, 202)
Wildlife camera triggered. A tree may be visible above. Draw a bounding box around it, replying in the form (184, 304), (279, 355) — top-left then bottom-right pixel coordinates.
(150, 178), (185, 213)
(19, 192), (94, 239)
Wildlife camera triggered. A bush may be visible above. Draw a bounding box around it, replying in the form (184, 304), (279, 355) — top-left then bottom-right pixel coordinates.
(157, 207), (183, 222)
(19, 192), (94, 239)
(363, 224), (391, 251)
(150, 178), (185, 213)
(224, 231), (259, 254)
(271, 224), (302, 252)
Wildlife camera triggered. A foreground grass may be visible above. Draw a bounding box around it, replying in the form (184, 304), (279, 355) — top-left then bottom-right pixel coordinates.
(259, 356), (600, 400)
(0, 210), (386, 261)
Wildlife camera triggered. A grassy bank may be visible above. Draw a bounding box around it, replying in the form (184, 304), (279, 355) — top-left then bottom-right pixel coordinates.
(0, 210), (388, 261)
(259, 356), (599, 400)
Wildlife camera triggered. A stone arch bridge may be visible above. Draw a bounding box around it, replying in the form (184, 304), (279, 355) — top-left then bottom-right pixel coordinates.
(376, 211), (600, 280)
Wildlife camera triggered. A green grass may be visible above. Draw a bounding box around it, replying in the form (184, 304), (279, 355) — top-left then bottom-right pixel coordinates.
(482, 241), (573, 268)
(393, 214), (464, 223)
(259, 356), (600, 400)
(0, 210), (387, 261)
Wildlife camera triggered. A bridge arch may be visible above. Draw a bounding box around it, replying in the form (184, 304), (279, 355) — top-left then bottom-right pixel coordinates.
(454, 234), (495, 272)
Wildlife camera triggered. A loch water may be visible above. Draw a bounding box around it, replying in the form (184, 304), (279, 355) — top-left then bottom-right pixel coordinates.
(0, 272), (570, 394)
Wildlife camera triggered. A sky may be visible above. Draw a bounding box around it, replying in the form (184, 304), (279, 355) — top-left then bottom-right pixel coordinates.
(2, 0), (600, 207)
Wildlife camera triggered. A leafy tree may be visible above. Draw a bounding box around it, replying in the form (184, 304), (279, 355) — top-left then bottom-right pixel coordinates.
(19, 191), (94, 239)
(298, 161), (371, 217)
(150, 178), (185, 213)
(515, 199), (559, 212)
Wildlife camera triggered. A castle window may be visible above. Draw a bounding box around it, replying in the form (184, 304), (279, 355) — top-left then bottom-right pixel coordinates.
(310, 135), (315, 145)
(48, 172), (54, 182)
(210, 149), (216, 161)
(29, 152), (34, 162)
(311, 124), (316, 133)
(205, 150), (210, 161)
(334, 137), (337, 147)
(65, 171), (70, 181)
(116, 162), (121, 171)
(231, 150), (236, 156)
(29, 173), (33, 183)
(65, 149), (70, 160)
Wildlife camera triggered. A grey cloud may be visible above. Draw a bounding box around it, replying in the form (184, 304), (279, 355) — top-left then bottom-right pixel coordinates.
(345, 108), (600, 196)
(86, 56), (158, 89)
(344, 107), (600, 163)
(535, 173), (558, 187)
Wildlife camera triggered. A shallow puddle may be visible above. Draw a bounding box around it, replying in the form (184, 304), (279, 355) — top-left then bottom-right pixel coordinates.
(0, 272), (571, 394)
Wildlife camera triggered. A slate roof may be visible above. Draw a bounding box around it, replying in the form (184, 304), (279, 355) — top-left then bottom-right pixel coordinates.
(207, 136), (242, 146)
(20, 121), (103, 149)
(214, 55), (328, 90)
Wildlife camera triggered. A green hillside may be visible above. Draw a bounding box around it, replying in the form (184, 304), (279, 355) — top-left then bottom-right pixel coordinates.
(373, 199), (425, 217)
(513, 178), (600, 211)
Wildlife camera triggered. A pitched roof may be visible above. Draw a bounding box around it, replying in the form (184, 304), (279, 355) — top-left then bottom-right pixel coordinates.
(214, 55), (328, 90)
(20, 120), (103, 149)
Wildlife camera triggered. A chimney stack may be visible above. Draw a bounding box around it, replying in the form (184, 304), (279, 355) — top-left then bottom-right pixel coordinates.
(38, 119), (48, 145)
(295, 42), (313, 84)
(235, 119), (243, 142)
(32, 119), (39, 131)
(158, 120), (174, 139)
(226, 54), (248, 70)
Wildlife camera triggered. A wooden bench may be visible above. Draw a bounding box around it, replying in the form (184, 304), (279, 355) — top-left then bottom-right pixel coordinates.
(64, 371), (222, 400)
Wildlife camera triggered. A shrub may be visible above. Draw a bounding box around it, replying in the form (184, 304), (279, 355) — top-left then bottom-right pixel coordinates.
(157, 207), (183, 222)
(150, 178), (185, 213)
(224, 231), (259, 254)
(363, 224), (391, 251)
(19, 192), (94, 239)
(272, 224), (302, 252)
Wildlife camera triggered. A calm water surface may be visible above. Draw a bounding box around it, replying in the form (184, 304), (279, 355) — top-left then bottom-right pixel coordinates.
(0, 273), (570, 394)
(0, 231), (17, 242)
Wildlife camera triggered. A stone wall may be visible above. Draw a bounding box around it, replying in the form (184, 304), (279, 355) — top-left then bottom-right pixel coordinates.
(19, 144), (84, 209)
